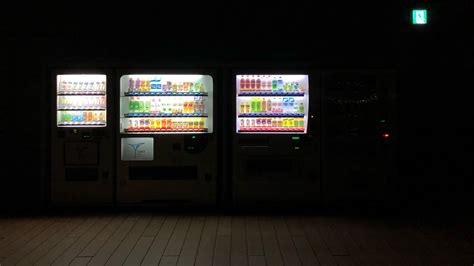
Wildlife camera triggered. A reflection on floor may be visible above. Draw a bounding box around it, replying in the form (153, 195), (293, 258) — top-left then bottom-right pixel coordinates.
(1, 212), (473, 266)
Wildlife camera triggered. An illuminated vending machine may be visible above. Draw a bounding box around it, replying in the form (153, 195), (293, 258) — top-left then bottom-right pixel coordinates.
(51, 72), (114, 206)
(232, 72), (321, 207)
(116, 72), (216, 206)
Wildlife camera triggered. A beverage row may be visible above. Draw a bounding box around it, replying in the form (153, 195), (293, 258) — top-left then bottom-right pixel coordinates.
(128, 78), (206, 93)
(58, 96), (106, 109)
(59, 111), (106, 122)
(239, 76), (304, 93)
(239, 97), (304, 114)
(127, 97), (205, 114)
(59, 81), (106, 92)
(239, 117), (305, 129)
(127, 118), (206, 130)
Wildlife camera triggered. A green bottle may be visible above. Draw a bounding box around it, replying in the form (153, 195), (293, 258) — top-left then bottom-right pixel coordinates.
(129, 98), (134, 113)
(256, 98), (261, 113)
(250, 98), (256, 113)
(145, 99), (151, 113)
(138, 98), (144, 113)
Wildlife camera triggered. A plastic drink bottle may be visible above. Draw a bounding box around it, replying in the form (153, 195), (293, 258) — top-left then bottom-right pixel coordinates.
(299, 103), (304, 113)
(156, 76), (162, 92)
(289, 98), (295, 113)
(250, 76), (256, 91)
(277, 76), (283, 91)
(245, 76), (250, 90)
(250, 98), (256, 113)
(150, 77), (156, 92)
(262, 98), (267, 112)
(199, 97), (205, 113)
(271, 77), (277, 91)
(282, 98), (289, 113)
(293, 100), (299, 113)
(145, 99), (151, 113)
(261, 76), (265, 91)
(256, 98), (261, 112)
(256, 76), (261, 91)
(129, 78), (134, 92)
(240, 77), (245, 92)
(183, 101), (188, 113)
(188, 100), (193, 114)
(138, 98), (144, 113)
(135, 78), (141, 92)
(129, 97), (134, 113)
(266, 98), (271, 112)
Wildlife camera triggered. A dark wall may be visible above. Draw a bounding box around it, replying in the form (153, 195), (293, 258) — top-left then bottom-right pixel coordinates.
(1, 1), (472, 213)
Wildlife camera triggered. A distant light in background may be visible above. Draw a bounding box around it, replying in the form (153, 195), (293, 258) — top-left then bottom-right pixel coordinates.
(412, 9), (428, 25)
(382, 133), (390, 138)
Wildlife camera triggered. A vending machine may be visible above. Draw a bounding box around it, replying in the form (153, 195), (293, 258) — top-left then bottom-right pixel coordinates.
(321, 70), (397, 207)
(50, 71), (115, 206)
(232, 71), (321, 208)
(116, 71), (217, 206)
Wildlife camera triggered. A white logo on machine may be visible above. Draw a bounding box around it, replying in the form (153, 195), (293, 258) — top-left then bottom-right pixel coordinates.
(121, 137), (154, 161)
(128, 142), (145, 159)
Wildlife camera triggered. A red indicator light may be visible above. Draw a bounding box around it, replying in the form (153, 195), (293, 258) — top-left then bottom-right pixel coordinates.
(382, 133), (390, 138)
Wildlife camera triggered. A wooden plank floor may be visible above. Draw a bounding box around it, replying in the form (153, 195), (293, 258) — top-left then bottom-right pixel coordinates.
(0, 213), (473, 265)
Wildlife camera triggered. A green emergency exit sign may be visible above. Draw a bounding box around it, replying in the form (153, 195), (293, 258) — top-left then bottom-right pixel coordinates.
(412, 10), (427, 24)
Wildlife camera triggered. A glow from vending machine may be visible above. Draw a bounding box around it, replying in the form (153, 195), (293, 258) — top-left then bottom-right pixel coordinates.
(56, 74), (107, 127)
(235, 74), (309, 134)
